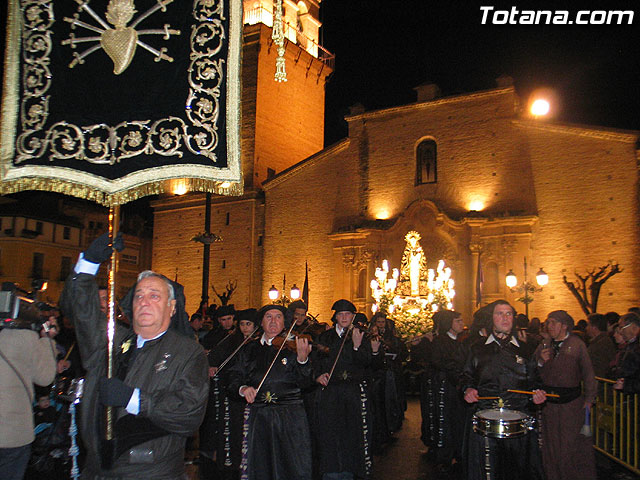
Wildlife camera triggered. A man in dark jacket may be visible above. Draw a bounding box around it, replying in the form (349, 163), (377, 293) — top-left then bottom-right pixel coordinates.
(586, 313), (616, 378)
(614, 312), (640, 394)
(61, 233), (209, 480)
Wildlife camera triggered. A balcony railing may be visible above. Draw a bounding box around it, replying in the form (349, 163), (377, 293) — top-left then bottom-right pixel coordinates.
(592, 376), (639, 475)
(243, 5), (335, 70)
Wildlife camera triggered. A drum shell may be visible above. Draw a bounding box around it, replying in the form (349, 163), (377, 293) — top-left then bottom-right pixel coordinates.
(58, 377), (84, 404)
(472, 408), (533, 439)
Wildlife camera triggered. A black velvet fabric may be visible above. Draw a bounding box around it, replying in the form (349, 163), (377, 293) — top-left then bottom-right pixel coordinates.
(15, 0), (230, 176)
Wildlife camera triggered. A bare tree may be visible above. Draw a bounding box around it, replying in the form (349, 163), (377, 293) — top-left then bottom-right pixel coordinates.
(212, 280), (237, 306)
(562, 263), (622, 315)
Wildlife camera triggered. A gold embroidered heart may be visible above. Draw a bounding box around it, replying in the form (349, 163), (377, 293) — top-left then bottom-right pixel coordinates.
(101, 27), (138, 75)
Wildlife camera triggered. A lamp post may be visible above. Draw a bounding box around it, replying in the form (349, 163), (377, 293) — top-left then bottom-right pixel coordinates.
(505, 257), (548, 318)
(190, 194), (222, 313)
(268, 275), (300, 307)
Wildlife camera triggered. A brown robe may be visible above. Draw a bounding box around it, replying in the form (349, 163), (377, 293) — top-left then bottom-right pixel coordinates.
(587, 332), (616, 379)
(536, 334), (597, 480)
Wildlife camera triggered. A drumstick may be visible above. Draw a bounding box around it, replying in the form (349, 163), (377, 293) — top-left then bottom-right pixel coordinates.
(508, 389), (560, 398)
(477, 396), (500, 400)
(62, 342), (76, 362)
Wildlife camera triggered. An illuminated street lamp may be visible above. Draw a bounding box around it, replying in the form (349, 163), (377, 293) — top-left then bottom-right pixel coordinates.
(290, 284), (301, 300)
(268, 276), (299, 306)
(505, 257), (548, 318)
(535, 267), (549, 286)
(268, 285), (279, 302)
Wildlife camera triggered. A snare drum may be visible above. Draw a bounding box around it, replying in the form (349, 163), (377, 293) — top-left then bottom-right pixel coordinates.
(472, 408), (534, 438)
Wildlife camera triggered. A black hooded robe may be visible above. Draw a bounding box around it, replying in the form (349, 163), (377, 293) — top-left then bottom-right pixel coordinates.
(312, 328), (374, 479)
(227, 340), (314, 480)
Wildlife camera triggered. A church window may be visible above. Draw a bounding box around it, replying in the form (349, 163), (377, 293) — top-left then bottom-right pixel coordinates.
(485, 262), (500, 294)
(60, 256), (71, 280)
(32, 252), (44, 278)
(226, 212), (230, 225)
(63, 226), (71, 240)
(356, 269), (367, 299)
(416, 139), (437, 185)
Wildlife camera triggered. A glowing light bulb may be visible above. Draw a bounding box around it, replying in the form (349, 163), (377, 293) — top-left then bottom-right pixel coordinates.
(469, 200), (485, 211)
(531, 99), (550, 117)
(536, 268), (549, 286)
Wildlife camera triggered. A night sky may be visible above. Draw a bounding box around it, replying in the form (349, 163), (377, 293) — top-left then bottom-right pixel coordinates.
(0, 1), (638, 157)
(320, 0), (640, 145)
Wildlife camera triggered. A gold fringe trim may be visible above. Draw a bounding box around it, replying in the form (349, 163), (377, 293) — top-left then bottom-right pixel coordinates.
(0, 0), (21, 173)
(0, 177), (243, 206)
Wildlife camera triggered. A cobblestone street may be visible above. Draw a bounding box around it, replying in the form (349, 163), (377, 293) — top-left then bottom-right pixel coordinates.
(371, 397), (447, 480)
(25, 397), (636, 480)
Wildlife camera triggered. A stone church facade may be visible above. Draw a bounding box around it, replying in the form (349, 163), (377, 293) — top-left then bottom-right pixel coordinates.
(154, 84), (639, 321)
(260, 86), (640, 321)
(152, 2), (640, 321)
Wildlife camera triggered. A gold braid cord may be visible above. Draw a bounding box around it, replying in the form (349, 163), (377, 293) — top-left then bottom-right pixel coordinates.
(272, 0), (287, 82)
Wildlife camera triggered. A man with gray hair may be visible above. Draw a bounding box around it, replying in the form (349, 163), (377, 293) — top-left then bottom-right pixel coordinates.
(61, 233), (209, 479)
(614, 312), (640, 394)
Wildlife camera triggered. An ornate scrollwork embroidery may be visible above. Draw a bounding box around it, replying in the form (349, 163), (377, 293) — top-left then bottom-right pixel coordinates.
(15, 0), (228, 165)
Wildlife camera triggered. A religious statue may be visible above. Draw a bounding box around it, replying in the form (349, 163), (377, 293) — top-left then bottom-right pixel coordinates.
(396, 231), (428, 296)
(370, 231), (455, 339)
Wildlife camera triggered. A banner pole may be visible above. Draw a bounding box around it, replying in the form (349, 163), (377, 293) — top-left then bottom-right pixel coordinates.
(106, 205), (120, 440)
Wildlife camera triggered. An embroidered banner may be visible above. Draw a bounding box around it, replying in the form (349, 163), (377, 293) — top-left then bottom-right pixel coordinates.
(1, 0), (243, 205)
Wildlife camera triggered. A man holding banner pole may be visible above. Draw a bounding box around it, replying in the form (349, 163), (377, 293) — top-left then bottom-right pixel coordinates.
(61, 233), (209, 479)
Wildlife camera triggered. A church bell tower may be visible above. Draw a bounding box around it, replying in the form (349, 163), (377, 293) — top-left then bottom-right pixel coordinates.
(152, 0), (333, 312)
(241, 0), (332, 188)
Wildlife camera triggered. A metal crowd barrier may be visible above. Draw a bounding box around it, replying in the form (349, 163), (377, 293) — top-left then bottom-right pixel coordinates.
(592, 376), (639, 475)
